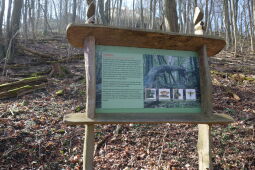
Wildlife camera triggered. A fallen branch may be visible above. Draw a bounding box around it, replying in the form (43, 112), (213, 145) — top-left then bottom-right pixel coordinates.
(0, 83), (47, 100)
(18, 45), (56, 60)
(0, 76), (47, 92)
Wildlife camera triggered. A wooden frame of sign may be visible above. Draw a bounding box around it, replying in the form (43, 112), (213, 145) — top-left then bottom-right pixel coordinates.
(64, 24), (234, 170)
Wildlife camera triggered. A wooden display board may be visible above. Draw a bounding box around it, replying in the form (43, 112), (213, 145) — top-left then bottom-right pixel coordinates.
(64, 24), (233, 124)
(64, 24), (234, 170)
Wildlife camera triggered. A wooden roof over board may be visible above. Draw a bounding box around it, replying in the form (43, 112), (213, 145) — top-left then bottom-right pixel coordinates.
(66, 24), (226, 56)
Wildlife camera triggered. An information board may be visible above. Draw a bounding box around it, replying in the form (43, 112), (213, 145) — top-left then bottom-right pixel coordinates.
(95, 46), (201, 114)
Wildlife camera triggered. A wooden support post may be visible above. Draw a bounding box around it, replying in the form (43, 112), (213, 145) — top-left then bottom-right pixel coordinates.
(197, 124), (212, 170)
(194, 7), (213, 170)
(84, 36), (96, 119)
(197, 45), (213, 170)
(83, 36), (96, 170)
(83, 124), (95, 170)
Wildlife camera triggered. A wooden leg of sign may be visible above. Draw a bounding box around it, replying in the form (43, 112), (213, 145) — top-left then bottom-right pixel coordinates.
(83, 124), (94, 170)
(83, 36), (96, 170)
(197, 124), (212, 170)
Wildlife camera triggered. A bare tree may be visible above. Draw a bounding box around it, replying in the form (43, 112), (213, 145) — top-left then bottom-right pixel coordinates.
(223, 0), (231, 49)
(7, 0), (23, 62)
(23, 0), (28, 40)
(29, 0), (36, 39)
(164, 0), (179, 32)
(140, 0), (144, 28)
(43, 0), (48, 35)
(64, 0), (68, 26)
(72, 0), (77, 23)
(248, 0), (254, 52)
(36, 0), (41, 33)
(6, 0), (13, 36)
(230, 0), (238, 55)
(0, 0), (5, 37)
(253, 0), (255, 52)
(98, 0), (107, 25)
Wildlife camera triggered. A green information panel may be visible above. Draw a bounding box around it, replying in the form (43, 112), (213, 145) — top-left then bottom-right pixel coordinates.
(96, 46), (201, 114)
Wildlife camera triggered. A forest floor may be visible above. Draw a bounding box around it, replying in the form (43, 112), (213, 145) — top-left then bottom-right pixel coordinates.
(0, 37), (254, 169)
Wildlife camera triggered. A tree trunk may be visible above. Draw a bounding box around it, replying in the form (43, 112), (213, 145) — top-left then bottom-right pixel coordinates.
(132, 0), (135, 27)
(248, 0), (254, 52)
(6, 0), (13, 38)
(253, 0), (255, 31)
(230, 0), (237, 55)
(9, 0), (23, 39)
(252, 0), (255, 52)
(23, 0), (28, 40)
(151, 0), (157, 29)
(98, 0), (107, 25)
(205, 0), (209, 31)
(149, 0), (152, 29)
(186, 0), (191, 33)
(36, 0), (40, 33)
(0, 0), (5, 37)
(64, 0), (68, 26)
(164, 0), (179, 32)
(178, 0), (183, 33)
(58, 0), (62, 33)
(29, 0), (36, 39)
(223, 0), (231, 49)
(72, 0), (77, 23)
(104, 0), (110, 24)
(6, 0), (23, 63)
(43, 0), (48, 35)
(140, 0), (144, 28)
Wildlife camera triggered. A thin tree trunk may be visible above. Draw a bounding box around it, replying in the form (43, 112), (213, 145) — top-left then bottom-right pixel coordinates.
(0, 0), (5, 37)
(118, 0), (122, 25)
(64, 0), (68, 26)
(230, 0), (237, 55)
(164, 0), (179, 32)
(253, 0), (255, 31)
(149, 0), (153, 29)
(43, 0), (48, 35)
(6, 0), (13, 38)
(248, 0), (254, 52)
(186, 0), (191, 33)
(98, 0), (107, 25)
(140, 0), (144, 28)
(105, 0), (110, 24)
(223, 0), (231, 49)
(36, 0), (41, 33)
(132, 0), (135, 27)
(178, 0), (183, 33)
(7, 0), (23, 63)
(23, 0), (28, 40)
(152, 0), (157, 29)
(205, 0), (209, 31)
(58, 1), (62, 33)
(72, 0), (77, 23)
(252, 0), (255, 52)
(29, 0), (36, 39)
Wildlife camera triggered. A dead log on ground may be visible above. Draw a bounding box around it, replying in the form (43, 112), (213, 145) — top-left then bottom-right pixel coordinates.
(0, 83), (47, 100)
(18, 45), (56, 60)
(0, 76), (47, 92)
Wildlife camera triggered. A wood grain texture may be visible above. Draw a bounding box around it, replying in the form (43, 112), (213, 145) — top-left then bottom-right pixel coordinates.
(64, 113), (234, 125)
(84, 36), (96, 118)
(83, 124), (94, 170)
(199, 45), (213, 115)
(66, 24), (225, 56)
(197, 124), (212, 170)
